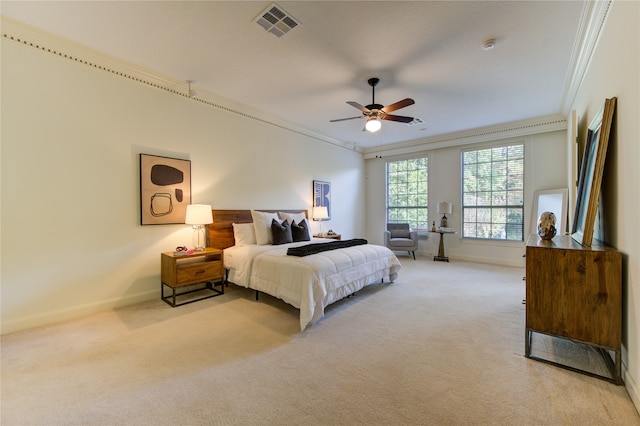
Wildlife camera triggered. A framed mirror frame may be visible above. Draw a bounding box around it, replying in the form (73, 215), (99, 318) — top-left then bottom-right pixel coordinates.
(571, 97), (616, 246)
(531, 188), (568, 236)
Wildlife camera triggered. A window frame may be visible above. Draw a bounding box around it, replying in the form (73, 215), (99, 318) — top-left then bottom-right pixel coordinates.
(385, 156), (429, 230)
(461, 142), (525, 242)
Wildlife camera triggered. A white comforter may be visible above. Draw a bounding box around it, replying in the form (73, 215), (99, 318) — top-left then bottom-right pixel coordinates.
(224, 239), (401, 330)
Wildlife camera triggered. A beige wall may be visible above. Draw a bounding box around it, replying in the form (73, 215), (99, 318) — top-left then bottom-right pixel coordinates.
(570, 0), (639, 412)
(365, 131), (568, 267)
(0, 28), (365, 334)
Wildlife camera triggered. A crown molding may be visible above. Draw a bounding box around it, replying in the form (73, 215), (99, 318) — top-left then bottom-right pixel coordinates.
(1, 16), (357, 153)
(1, 16), (182, 91)
(362, 114), (567, 159)
(560, 0), (614, 114)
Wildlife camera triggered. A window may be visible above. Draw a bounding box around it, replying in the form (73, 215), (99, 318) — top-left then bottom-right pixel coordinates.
(386, 157), (428, 230)
(462, 144), (524, 241)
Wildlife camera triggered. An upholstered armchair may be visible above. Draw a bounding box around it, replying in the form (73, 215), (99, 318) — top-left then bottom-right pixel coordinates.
(384, 223), (419, 260)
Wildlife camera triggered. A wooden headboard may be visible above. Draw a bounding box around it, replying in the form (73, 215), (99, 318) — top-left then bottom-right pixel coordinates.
(206, 209), (309, 250)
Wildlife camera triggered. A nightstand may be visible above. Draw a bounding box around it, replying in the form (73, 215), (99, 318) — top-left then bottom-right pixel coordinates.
(314, 233), (341, 240)
(161, 248), (224, 307)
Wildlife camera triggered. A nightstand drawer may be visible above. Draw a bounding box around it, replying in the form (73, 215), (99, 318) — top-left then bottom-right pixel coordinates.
(176, 261), (223, 287)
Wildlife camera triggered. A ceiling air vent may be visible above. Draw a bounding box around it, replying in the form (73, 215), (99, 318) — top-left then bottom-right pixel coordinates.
(255, 3), (299, 38)
(406, 118), (425, 126)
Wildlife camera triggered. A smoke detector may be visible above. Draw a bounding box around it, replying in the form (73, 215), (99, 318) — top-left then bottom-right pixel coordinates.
(482, 38), (497, 51)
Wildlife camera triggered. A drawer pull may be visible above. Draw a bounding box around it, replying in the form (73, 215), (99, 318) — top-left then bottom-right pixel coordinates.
(195, 270), (205, 274)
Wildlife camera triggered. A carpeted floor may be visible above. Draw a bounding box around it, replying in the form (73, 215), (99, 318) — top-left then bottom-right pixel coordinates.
(1, 257), (639, 425)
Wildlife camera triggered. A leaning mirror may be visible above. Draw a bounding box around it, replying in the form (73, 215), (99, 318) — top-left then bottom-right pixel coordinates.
(531, 188), (568, 236)
(571, 97), (616, 246)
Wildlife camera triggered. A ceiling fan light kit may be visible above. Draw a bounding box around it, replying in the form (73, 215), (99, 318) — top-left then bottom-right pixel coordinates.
(365, 117), (382, 133)
(330, 77), (415, 133)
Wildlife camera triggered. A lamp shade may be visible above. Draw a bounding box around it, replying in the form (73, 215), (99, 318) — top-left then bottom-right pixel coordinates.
(313, 206), (329, 220)
(185, 204), (213, 225)
(437, 202), (452, 215)
(365, 117), (382, 132)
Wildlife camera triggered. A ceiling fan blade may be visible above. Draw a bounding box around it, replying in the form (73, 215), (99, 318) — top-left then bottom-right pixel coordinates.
(382, 98), (415, 113)
(347, 101), (371, 113)
(329, 116), (364, 123)
(381, 114), (414, 123)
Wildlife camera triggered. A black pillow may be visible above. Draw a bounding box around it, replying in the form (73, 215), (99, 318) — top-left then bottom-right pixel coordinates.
(291, 219), (311, 242)
(271, 219), (293, 245)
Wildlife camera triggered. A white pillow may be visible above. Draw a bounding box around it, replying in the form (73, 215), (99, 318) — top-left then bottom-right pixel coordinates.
(232, 223), (256, 247)
(251, 210), (280, 245)
(278, 211), (307, 225)
(278, 212), (310, 238)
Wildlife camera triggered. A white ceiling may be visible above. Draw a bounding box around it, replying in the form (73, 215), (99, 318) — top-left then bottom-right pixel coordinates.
(1, 1), (586, 150)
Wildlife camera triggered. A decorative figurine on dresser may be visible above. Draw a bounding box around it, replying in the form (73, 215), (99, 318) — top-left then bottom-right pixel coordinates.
(537, 211), (556, 240)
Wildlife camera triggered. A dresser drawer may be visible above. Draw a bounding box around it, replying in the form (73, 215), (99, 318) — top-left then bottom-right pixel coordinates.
(176, 261), (223, 287)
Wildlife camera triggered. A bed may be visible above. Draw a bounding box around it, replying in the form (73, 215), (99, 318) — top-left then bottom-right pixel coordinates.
(207, 209), (402, 330)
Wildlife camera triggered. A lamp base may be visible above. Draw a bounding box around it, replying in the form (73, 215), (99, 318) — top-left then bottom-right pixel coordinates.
(440, 214), (448, 228)
(192, 225), (206, 251)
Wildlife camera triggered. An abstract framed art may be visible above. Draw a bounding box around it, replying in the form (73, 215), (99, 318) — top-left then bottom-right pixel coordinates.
(313, 180), (331, 220)
(140, 154), (191, 225)
(571, 97), (616, 246)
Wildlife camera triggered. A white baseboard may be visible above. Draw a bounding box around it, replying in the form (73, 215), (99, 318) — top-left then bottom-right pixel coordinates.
(415, 250), (524, 268)
(624, 365), (640, 416)
(451, 254), (525, 268)
(1, 290), (157, 335)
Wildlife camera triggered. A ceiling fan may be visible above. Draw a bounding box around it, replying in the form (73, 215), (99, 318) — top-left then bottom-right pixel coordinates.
(330, 78), (415, 132)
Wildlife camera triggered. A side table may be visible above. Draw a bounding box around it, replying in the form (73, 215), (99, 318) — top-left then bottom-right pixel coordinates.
(430, 230), (455, 262)
(161, 248), (224, 307)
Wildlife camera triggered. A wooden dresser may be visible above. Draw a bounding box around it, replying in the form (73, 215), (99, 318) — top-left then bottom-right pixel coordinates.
(524, 234), (622, 384)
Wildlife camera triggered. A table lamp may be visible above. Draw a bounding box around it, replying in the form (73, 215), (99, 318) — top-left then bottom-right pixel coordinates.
(313, 206), (329, 236)
(185, 204), (213, 251)
(437, 202), (452, 228)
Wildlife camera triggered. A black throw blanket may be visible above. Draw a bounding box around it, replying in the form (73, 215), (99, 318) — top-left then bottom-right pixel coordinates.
(287, 238), (368, 257)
